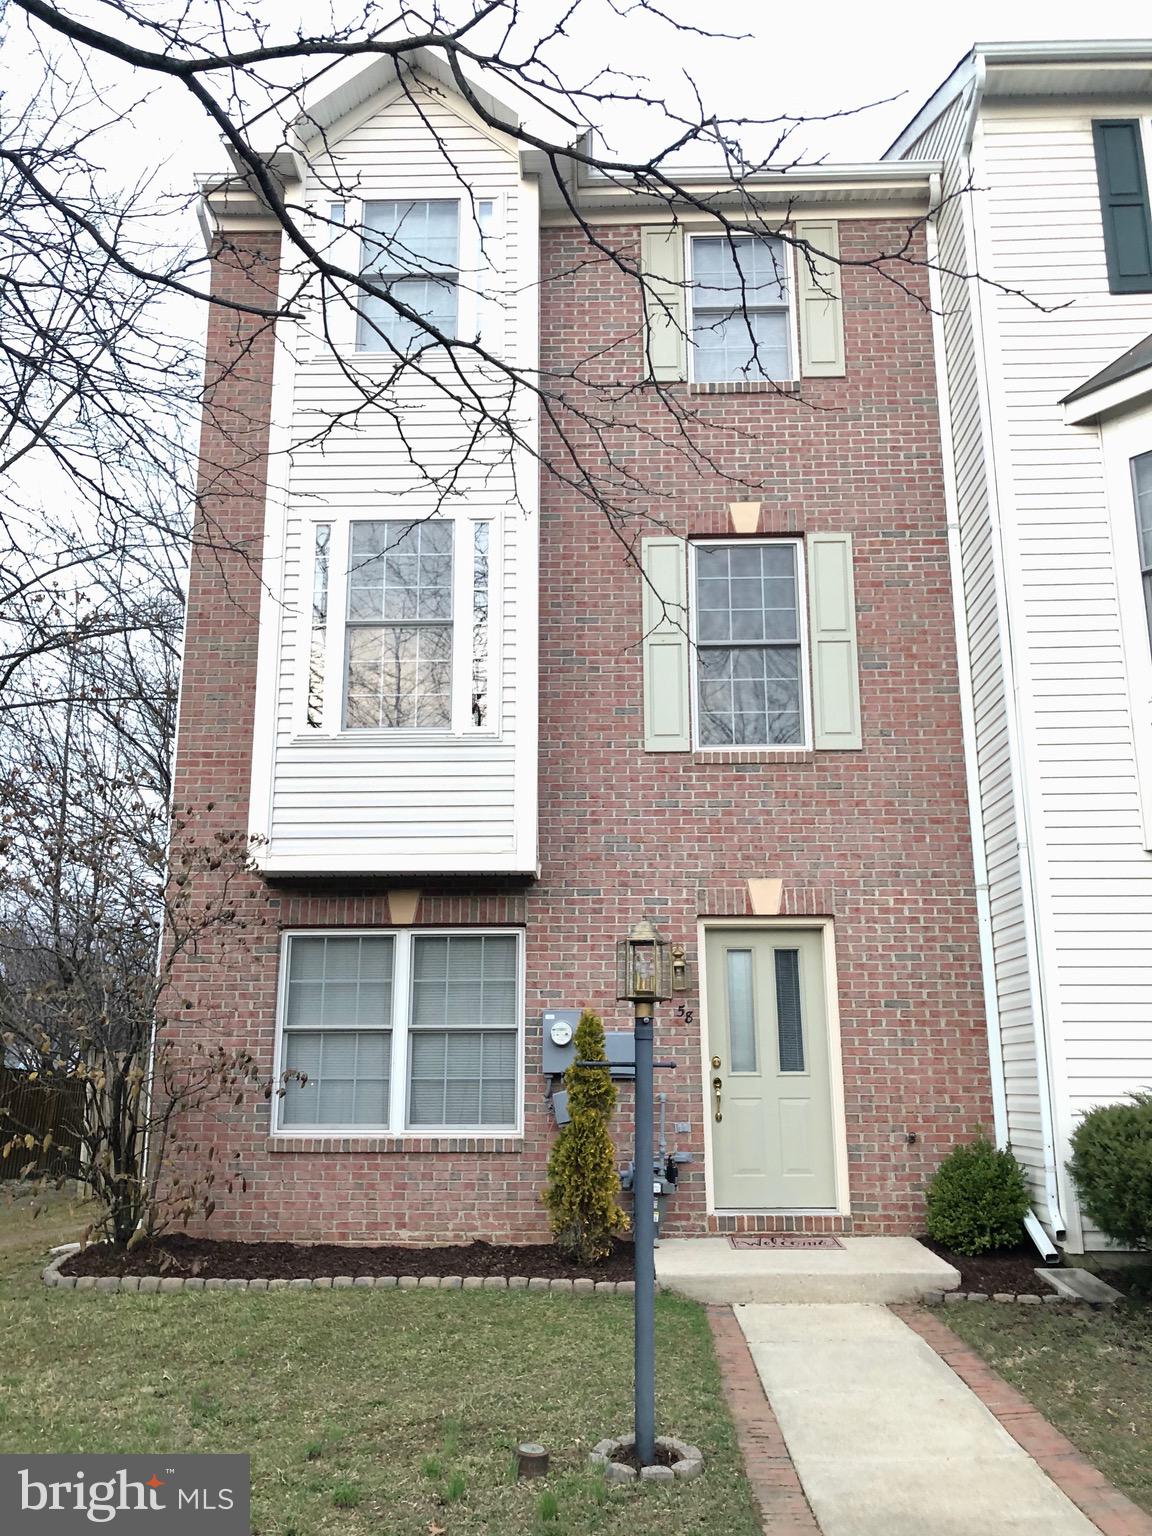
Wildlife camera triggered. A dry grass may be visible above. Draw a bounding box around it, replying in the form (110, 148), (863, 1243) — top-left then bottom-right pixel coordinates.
(0, 1188), (760, 1535)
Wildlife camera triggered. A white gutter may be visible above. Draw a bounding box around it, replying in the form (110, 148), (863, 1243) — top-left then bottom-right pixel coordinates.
(962, 123), (1068, 1243)
(925, 173), (1063, 1262)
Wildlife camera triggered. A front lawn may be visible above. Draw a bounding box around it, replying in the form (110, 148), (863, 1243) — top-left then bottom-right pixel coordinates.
(934, 1292), (1152, 1515)
(0, 1192), (760, 1535)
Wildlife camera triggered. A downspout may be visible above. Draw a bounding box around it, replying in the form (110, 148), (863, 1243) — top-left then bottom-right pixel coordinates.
(925, 177), (1060, 1264)
(961, 113), (1068, 1246)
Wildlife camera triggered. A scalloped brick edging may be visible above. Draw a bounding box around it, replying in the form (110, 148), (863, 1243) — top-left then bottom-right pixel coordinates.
(40, 1249), (638, 1296)
(928, 1265), (1124, 1307)
(589, 1435), (704, 1484)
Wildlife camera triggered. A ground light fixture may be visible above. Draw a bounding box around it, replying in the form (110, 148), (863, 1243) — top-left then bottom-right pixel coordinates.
(615, 917), (672, 1467)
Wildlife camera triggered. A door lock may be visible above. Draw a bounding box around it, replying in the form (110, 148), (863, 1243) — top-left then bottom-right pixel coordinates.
(711, 1055), (721, 1069)
(712, 1075), (723, 1122)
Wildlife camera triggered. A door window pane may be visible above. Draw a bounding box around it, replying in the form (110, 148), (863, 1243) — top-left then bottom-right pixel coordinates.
(774, 949), (805, 1073)
(726, 949), (757, 1072)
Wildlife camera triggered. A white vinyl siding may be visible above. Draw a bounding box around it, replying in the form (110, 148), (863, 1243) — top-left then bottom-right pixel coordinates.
(909, 87), (1152, 1248)
(250, 71), (539, 875)
(907, 90), (1054, 1220)
(979, 105), (1152, 1235)
(275, 929), (523, 1135)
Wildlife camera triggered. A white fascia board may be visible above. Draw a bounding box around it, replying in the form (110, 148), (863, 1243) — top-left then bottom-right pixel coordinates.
(256, 852), (539, 877)
(542, 161), (938, 216)
(884, 51), (977, 161)
(1064, 369), (1152, 426)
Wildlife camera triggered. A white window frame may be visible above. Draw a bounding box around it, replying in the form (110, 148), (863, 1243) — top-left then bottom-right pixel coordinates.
(1101, 402), (1152, 850)
(297, 508), (501, 740)
(685, 232), (798, 384)
(688, 536), (813, 751)
(271, 927), (525, 1138)
(332, 193), (503, 358)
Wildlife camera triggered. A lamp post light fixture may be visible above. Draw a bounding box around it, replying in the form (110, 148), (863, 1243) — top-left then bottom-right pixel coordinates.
(616, 917), (672, 1468)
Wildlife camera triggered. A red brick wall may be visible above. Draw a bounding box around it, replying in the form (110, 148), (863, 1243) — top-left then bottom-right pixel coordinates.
(164, 217), (993, 1245)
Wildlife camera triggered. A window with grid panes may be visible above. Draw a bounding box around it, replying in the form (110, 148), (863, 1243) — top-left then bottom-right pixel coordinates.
(344, 519), (454, 729)
(690, 235), (790, 382)
(693, 540), (805, 746)
(276, 932), (520, 1133)
(357, 199), (459, 352)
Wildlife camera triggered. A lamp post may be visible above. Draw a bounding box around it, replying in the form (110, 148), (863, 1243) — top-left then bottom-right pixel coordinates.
(616, 918), (672, 1467)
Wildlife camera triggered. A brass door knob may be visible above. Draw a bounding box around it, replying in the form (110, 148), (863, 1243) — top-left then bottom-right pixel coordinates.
(711, 1055), (721, 1069)
(712, 1075), (723, 1122)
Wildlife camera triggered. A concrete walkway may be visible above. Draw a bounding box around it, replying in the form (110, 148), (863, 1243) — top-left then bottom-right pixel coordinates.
(736, 1303), (1098, 1535)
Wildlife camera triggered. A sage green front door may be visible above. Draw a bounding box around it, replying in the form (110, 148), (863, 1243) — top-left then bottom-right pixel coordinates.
(705, 927), (837, 1209)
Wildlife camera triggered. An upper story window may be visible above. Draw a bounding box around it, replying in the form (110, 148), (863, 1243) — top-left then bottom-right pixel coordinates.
(692, 539), (807, 746)
(345, 520), (454, 729)
(1133, 451), (1152, 647)
(357, 199), (460, 351)
(689, 235), (791, 382)
(1091, 121), (1152, 295)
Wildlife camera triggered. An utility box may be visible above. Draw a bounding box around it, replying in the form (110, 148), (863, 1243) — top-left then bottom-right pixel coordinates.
(540, 1009), (582, 1075)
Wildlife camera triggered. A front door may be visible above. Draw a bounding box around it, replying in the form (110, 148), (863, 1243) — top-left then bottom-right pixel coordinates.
(705, 927), (837, 1209)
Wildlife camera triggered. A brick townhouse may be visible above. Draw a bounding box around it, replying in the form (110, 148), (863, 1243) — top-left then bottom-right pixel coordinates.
(165, 47), (993, 1244)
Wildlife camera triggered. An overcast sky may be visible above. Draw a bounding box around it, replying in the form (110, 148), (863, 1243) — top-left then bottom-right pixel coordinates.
(18, 1), (1148, 197)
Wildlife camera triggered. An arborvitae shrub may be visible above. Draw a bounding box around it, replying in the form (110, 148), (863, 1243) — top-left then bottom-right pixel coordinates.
(924, 1136), (1030, 1255)
(543, 1009), (628, 1264)
(1068, 1094), (1152, 1251)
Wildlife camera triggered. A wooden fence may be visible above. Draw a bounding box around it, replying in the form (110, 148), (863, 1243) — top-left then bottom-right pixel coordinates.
(0, 1066), (85, 1179)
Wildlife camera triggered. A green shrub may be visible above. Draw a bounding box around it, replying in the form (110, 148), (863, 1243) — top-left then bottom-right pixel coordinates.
(1068, 1093), (1152, 1251)
(543, 1009), (628, 1265)
(925, 1137), (1030, 1255)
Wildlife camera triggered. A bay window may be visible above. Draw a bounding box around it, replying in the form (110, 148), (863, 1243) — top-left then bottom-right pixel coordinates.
(276, 930), (522, 1135)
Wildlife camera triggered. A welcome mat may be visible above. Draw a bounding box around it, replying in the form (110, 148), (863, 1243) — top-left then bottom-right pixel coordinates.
(728, 1234), (844, 1250)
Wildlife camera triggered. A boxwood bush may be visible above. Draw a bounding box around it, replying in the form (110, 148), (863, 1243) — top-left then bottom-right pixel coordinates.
(925, 1137), (1030, 1255)
(1068, 1093), (1152, 1251)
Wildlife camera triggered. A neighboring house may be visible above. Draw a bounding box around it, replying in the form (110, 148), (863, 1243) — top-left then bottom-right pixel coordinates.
(166, 48), (994, 1246)
(888, 40), (1152, 1252)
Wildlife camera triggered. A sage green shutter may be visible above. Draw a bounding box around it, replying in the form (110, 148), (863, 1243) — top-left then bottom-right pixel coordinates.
(1092, 120), (1152, 295)
(807, 533), (862, 749)
(794, 220), (845, 377)
(641, 536), (691, 750)
(641, 226), (687, 381)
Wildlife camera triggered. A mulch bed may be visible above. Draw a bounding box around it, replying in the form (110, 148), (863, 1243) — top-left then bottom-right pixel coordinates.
(61, 1233), (635, 1282)
(611, 1442), (678, 1472)
(922, 1237), (1056, 1295)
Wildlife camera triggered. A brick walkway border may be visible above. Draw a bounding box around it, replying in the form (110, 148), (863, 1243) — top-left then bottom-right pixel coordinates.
(893, 1306), (1152, 1536)
(707, 1305), (819, 1534)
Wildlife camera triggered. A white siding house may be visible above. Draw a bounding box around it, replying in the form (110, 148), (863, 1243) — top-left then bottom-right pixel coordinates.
(220, 56), (542, 877)
(890, 41), (1152, 1250)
